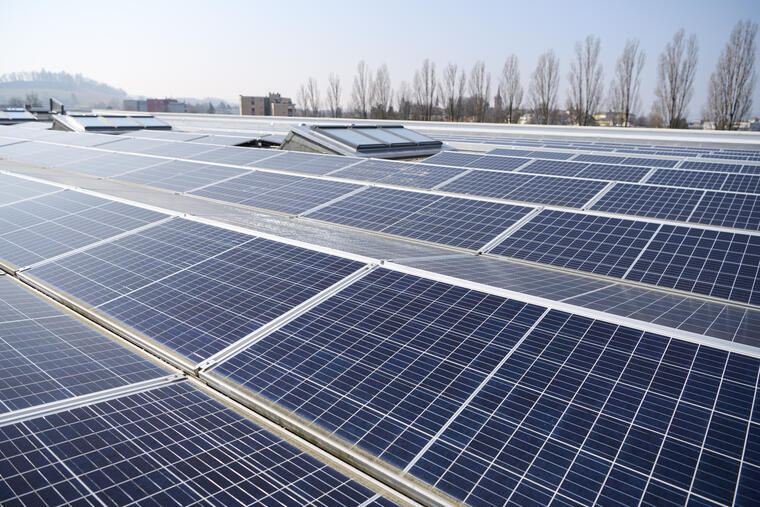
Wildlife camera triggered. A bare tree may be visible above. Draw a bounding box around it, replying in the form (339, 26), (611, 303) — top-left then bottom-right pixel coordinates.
(567, 35), (604, 126)
(469, 61), (491, 123)
(396, 81), (413, 120)
(413, 59), (437, 121)
(529, 50), (560, 124)
(654, 29), (699, 128)
(351, 60), (372, 119)
(326, 73), (342, 118)
(296, 84), (309, 116)
(500, 55), (523, 123)
(455, 69), (466, 121)
(371, 64), (393, 119)
(705, 19), (758, 130)
(609, 39), (646, 126)
(441, 63), (460, 121)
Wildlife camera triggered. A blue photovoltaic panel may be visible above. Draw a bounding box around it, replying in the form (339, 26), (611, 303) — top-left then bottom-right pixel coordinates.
(424, 151), (488, 167)
(590, 184), (704, 221)
(573, 154), (629, 164)
(621, 157), (678, 168)
(525, 150), (576, 160)
(689, 191), (760, 231)
(489, 210), (661, 277)
(487, 148), (535, 157)
(575, 163), (651, 182)
(381, 197), (535, 250)
(679, 160), (745, 173)
(1, 382), (385, 506)
(187, 146), (284, 166)
(250, 151), (362, 175)
(212, 268), (546, 470)
(518, 159), (587, 177)
(625, 225), (760, 304)
(117, 160), (249, 192)
(0, 276), (167, 412)
(501, 175), (608, 208)
(30, 219), (365, 363)
(439, 170), (536, 199)
(55, 152), (166, 178)
(465, 154), (530, 171)
(333, 159), (466, 188)
(0, 174), (59, 206)
(190, 170), (362, 214)
(646, 169), (729, 190)
(307, 187), (441, 230)
(0, 191), (167, 267)
(722, 173), (760, 194)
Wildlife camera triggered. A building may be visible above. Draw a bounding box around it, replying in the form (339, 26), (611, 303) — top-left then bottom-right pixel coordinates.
(239, 93), (295, 116)
(146, 98), (187, 113)
(123, 99), (148, 112)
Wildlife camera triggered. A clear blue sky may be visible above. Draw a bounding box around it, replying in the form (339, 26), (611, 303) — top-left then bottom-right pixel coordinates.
(2, 0), (759, 118)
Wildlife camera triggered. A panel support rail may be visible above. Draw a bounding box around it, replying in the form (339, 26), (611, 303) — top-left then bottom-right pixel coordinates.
(581, 181), (616, 210)
(478, 207), (544, 254)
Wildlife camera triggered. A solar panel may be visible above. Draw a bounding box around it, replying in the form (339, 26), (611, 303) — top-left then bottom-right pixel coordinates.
(0, 142), (104, 167)
(55, 152), (166, 178)
(518, 159), (586, 177)
(625, 225), (760, 304)
(722, 173), (760, 194)
(1, 382), (384, 505)
(487, 148), (535, 157)
(465, 154), (530, 171)
(621, 157), (678, 168)
(0, 191), (168, 267)
(573, 154), (628, 164)
(423, 151), (485, 167)
(679, 160), (745, 173)
(590, 184), (704, 221)
(190, 171), (362, 214)
(525, 150), (575, 160)
(0, 174), (60, 206)
(250, 151), (362, 175)
(333, 159), (466, 188)
(185, 146), (282, 166)
(0, 277), (167, 413)
(29, 219), (365, 363)
(489, 210), (661, 277)
(118, 160), (249, 192)
(689, 191), (760, 231)
(646, 169), (729, 190)
(575, 163), (651, 182)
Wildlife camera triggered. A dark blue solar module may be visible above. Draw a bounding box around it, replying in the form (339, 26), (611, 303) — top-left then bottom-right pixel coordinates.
(0, 191), (168, 267)
(0, 174), (60, 206)
(625, 225), (760, 304)
(0, 382), (385, 505)
(185, 146), (284, 166)
(646, 169), (729, 190)
(573, 154), (629, 164)
(190, 170), (361, 214)
(689, 191), (760, 231)
(518, 159), (587, 177)
(332, 159), (466, 188)
(249, 150), (363, 175)
(0, 276), (167, 413)
(621, 157), (678, 168)
(525, 150), (576, 160)
(465, 155), (531, 171)
(575, 163), (651, 183)
(55, 152), (167, 178)
(423, 151), (485, 167)
(117, 160), (250, 192)
(722, 173), (760, 194)
(29, 219), (365, 364)
(590, 184), (704, 221)
(489, 210), (661, 277)
(211, 271), (760, 506)
(441, 172), (607, 208)
(679, 160), (745, 173)
(306, 187), (441, 230)
(487, 148), (535, 157)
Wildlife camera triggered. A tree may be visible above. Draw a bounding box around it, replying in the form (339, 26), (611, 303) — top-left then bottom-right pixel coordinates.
(469, 61), (491, 123)
(25, 92), (41, 107)
(7, 97), (23, 107)
(441, 63), (460, 121)
(500, 55), (523, 123)
(206, 102), (215, 114)
(396, 81), (413, 120)
(653, 29), (698, 128)
(609, 39), (646, 126)
(298, 77), (320, 117)
(705, 19), (758, 130)
(568, 35), (604, 126)
(351, 61), (372, 119)
(413, 59), (437, 121)
(455, 69), (466, 121)
(371, 64), (392, 119)
(326, 73), (342, 118)
(529, 50), (560, 124)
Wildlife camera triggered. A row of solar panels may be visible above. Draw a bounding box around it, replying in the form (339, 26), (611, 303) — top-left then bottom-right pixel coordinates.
(1, 180), (758, 506)
(2, 136), (760, 236)
(430, 132), (760, 161)
(0, 275), (396, 506)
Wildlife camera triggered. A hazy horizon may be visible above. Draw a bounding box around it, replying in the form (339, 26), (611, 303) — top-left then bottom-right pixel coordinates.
(2, 0), (759, 119)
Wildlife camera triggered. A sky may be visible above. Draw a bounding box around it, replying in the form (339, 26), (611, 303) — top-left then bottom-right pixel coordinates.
(2, 0), (759, 119)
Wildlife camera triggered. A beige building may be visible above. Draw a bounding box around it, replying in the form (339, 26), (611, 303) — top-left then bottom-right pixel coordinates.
(239, 93), (294, 116)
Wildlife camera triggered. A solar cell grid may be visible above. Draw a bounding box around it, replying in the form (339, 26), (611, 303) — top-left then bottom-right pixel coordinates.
(0, 174), (60, 206)
(590, 184), (704, 221)
(526, 150), (575, 160)
(517, 159), (586, 177)
(465, 154), (530, 171)
(423, 151), (485, 167)
(646, 169), (729, 190)
(117, 160), (249, 192)
(502, 175), (608, 208)
(624, 225), (760, 305)
(439, 170), (536, 199)
(489, 210), (661, 277)
(334, 159), (466, 188)
(722, 173), (760, 194)
(620, 157), (678, 168)
(187, 146), (283, 166)
(573, 154), (628, 164)
(487, 148), (535, 157)
(56, 152), (166, 178)
(250, 150), (361, 175)
(0, 382), (384, 506)
(689, 191), (760, 231)
(575, 163), (650, 182)
(679, 160), (745, 173)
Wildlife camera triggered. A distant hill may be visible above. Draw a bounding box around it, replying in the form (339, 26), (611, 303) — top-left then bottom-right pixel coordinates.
(0, 70), (127, 108)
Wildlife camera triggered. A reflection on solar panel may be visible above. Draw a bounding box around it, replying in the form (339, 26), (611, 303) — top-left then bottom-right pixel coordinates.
(56, 152), (166, 178)
(1, 382), (384, 505)
(489, 210), (661, 277)
(0, 191), (168, 267)
(250, 150), (361, 175)
(118, 160), (249, 192)
(333, 159), (466, 188)
(591, 184), (704, 221)
(190, 170), (361, 214)
(689, 191), (760, 231)
(0, 142), (104, 167)
(29, 219), (365, 364)
(0, 173), (59, 206)
(0, 276), (167, 412)
(188, 146), (282, 166)
(625, 225), (760, 304)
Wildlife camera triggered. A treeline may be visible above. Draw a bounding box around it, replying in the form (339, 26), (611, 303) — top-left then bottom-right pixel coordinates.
(297, 20), (757, 130)
(0, 70), (126, 96)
